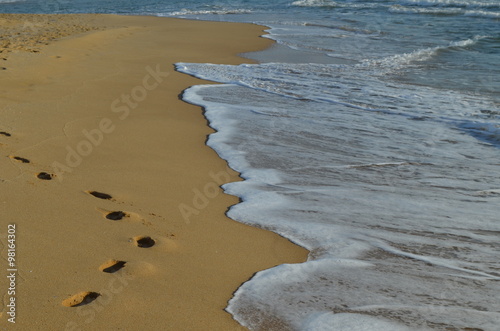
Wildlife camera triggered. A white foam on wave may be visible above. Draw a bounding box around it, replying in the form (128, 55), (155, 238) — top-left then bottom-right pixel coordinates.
(360, 36), (485, 70)
(390, 4), (500, 18)
(177, 60), (500, 330)
(291, 0), (380, 9)
(401, 0), (500, 9)
(390, 4), (464, 14)
(291, 0), (339, 7)
(301, 312), (415, 331)
(176, 57), (496, 122)
(183, 84), (286, 186)
(167, 8), (253, 16)
(464, 9), (500, 18)
(227, 245), (500, 330)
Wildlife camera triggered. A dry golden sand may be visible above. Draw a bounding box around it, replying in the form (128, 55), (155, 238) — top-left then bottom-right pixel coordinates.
(0, 14), (103, 55)
(0, 14), (308, 330)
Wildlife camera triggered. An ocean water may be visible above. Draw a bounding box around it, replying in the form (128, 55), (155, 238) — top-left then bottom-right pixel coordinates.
(2, 1), (499, 330)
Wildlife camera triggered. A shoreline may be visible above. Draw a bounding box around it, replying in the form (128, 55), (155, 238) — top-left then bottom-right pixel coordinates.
(0, 14), (308, 330)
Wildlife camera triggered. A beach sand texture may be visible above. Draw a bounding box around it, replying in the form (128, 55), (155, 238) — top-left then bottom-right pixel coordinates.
(0, 14), (308, 330)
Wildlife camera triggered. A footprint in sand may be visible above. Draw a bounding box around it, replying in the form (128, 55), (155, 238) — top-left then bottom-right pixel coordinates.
(37, 172), (54, 180)
(62, 291), (100, 307)
(133, 236), (155, 248)
(86, 190), (113, 200)
(97, 208), (147, 223)
(0, 131), (11, 137)
(99, 260), (126, 273)
(10, 156), (30, 163)
(105, 211), (127, 221)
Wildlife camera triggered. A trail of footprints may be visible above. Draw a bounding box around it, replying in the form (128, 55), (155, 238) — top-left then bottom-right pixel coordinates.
(62, 191), (160, 307)
(2, 132), (56, 180)
(1, 130), (165, 308)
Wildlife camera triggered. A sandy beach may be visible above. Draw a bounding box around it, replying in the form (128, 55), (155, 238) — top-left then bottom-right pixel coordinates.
(0, 14), (308, 330)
